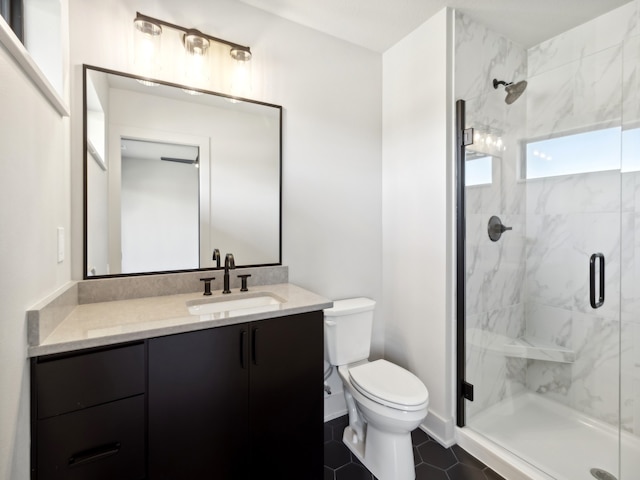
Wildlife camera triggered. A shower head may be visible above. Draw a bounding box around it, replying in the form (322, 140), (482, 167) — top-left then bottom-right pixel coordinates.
(493, 78), (527, 105)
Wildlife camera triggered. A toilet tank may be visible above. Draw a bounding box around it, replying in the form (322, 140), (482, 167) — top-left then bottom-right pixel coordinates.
(324, 297), (376, 366)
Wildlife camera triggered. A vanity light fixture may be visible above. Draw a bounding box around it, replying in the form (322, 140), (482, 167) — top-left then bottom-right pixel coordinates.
(133, 12), (252, 94)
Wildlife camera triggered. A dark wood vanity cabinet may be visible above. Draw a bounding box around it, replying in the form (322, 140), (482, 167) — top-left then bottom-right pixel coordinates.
(148, 323), (249, 479)
(31, 343), (146, 480)
(248, 312), (324, 476)
(148, 311), (324, 479)
(32, 311), (323, 480)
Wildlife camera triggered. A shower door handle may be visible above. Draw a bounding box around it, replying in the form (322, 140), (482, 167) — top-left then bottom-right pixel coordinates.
(589, 253), (605, 309)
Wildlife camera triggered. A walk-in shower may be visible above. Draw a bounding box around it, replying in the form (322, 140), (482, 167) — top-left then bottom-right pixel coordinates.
(455, 3), (640, 479)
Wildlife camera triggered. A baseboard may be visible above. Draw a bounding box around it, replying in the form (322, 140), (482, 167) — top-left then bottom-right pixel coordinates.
(420, 409), (455, 447)
(324, 390), (347, 422)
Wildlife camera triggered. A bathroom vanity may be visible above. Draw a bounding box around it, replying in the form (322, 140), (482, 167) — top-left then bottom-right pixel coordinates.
(28, 280), (330, 480)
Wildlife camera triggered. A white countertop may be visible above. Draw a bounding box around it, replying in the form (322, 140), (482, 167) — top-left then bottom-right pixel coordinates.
(29, 283), (332, 357)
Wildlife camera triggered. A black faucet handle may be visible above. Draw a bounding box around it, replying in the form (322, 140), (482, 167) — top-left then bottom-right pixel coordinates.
(200, 277), (215, 296)
(238, 274), (251, 292)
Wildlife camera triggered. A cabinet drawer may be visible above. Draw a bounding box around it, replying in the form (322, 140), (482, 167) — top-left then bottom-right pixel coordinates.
(36, 343), (144, 418)
(36, 395), (145, 480)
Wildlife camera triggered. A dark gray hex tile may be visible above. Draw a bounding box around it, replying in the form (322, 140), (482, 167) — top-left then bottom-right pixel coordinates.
(324, 440), (352, 469)
(325, 466), (336, 480)
(417, 441), (458, 469)
(411, 428), (431, 446)
(447, 463), (487, 480)
(415, 463), (449, 480)
(325, 423), (334, 443)
(335, 462), (374, 480)
(414, 446), (421, 466)
(350, 452), (366, 466)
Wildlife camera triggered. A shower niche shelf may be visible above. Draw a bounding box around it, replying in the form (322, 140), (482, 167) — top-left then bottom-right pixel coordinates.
(503, 337), (575, 364)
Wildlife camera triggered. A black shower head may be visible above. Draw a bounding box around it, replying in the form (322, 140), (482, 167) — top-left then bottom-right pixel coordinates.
(493, 78), (527, 105)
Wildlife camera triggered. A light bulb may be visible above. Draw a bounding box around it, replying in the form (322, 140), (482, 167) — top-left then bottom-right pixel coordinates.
(183, 32), (210, 88)
(133, 18), (162, 78)
(230, 47), (252, 98)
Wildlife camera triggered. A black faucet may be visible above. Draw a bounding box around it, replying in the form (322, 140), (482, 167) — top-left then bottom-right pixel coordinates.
(223, 253), (235, 294)
(212, 248), (221, 268)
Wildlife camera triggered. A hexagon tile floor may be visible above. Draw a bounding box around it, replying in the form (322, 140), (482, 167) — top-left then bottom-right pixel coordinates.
(324, 415), (505, 480)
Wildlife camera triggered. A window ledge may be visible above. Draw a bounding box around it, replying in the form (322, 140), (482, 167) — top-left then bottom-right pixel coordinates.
(0, 16), (69, 117)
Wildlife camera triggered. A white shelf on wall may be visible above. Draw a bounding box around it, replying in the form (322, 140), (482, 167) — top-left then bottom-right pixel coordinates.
(466, 328), (575, 364)
(503, 337), (575, 363)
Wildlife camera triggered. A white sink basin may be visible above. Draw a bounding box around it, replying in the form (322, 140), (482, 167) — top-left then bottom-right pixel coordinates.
(186, 292), (285, 317)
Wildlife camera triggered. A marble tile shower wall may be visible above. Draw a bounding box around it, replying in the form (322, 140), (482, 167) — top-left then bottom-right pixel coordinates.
(456, 11), (529, 417)
(523, 0), (640, 434)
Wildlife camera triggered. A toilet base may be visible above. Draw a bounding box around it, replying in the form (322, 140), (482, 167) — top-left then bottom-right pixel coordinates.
(342, 425), (416, 480)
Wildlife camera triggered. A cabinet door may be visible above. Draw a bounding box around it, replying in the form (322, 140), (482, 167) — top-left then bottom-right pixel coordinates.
(249, 311), (323, 478)
(148, 324), (249, 480)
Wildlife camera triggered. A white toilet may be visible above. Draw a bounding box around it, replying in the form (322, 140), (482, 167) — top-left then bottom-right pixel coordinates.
(324, 298), (429, 480)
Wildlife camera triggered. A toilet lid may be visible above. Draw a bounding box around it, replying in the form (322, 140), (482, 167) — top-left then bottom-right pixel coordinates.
(349, 359), (428, 411)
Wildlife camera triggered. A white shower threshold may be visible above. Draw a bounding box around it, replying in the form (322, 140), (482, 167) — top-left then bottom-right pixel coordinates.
(456, 392), (640, 480)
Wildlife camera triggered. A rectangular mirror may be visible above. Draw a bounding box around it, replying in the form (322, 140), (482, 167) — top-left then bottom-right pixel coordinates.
(84, 65), (282, 278)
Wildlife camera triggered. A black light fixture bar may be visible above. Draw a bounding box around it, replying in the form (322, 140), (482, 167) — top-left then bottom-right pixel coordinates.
(135, 11), (252, 59)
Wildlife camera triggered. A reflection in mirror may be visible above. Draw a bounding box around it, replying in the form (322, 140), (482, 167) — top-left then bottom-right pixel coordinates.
(84, 65), (282, 278)
(120, 139), (199, 273)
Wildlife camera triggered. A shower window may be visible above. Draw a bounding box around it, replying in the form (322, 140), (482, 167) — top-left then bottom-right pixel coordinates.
(523, 126), (621, 179)
(465, 154), (493, 186)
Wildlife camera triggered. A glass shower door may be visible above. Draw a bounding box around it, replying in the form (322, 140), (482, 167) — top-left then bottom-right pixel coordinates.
(460, 42), (625, 480)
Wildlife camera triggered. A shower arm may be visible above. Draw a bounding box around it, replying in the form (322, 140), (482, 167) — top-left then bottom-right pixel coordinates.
(493, 79), (511, 89)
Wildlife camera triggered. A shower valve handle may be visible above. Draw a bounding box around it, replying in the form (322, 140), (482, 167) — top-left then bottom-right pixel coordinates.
(488, 216), (511, 242)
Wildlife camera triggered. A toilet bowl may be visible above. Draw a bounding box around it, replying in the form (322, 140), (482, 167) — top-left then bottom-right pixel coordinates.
(324, 298), (429, 480)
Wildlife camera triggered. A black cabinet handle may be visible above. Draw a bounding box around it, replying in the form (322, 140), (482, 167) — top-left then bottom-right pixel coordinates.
(252, 328), (259, 365)
(590, 253), (605, 309)
(68, 442), (121, 467)
(240, 329), (247, 369)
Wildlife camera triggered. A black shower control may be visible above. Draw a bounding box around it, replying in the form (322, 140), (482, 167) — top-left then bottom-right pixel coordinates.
(487, 216), (512, 242)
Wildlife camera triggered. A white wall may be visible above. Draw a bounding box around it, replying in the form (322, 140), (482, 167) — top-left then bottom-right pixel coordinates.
(68, 0), (382, 417)
(382, 8), (455, 444)
(0, 39), (70, 480)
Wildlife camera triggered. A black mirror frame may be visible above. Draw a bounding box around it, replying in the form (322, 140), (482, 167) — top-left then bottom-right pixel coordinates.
(82, 64), (283, 279)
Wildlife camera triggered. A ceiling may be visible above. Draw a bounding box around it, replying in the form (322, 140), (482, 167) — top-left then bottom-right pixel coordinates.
(238, 0), (630, 52)
(121, 139), (199, 163)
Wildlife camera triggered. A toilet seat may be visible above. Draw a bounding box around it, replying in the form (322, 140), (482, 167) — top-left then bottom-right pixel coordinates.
(348, 359), (428, 412)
